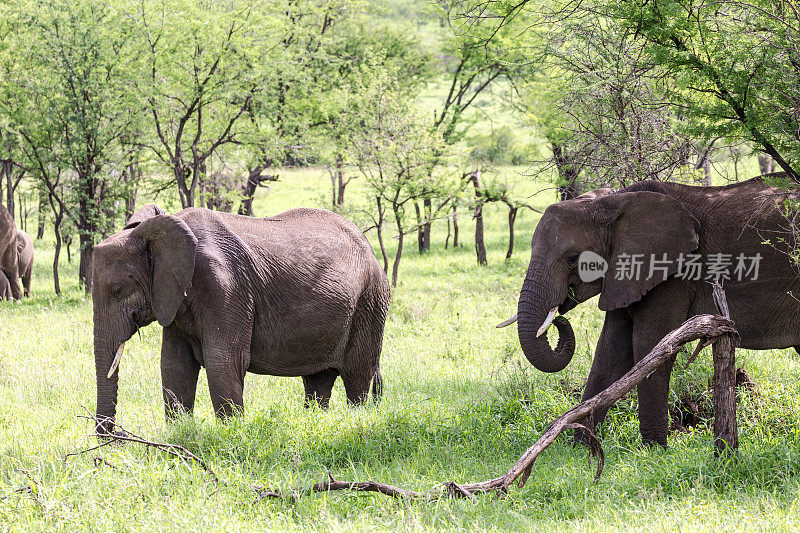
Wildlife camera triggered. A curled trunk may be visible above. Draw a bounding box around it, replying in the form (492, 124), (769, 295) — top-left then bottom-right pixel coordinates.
(517, 282), (576, 372)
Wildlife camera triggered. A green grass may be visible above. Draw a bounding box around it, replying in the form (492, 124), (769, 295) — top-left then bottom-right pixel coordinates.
(2, 167), (800, 531)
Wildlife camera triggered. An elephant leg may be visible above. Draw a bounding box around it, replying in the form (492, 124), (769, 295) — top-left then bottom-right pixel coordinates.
(1, 246), (22, 300)
(579, 309), (634, 435)
(160, 328), (200, 419)
(302, 369), (338, 408)
(203, 334), (250, 418)
(22, 264), (31, 297)
(631, 285), (691, 447)
(0, 271), (10, 300)
(339, 290), (386, 406)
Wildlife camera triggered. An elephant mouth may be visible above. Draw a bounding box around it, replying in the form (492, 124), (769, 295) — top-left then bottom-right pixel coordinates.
(558, 284), (579, 314)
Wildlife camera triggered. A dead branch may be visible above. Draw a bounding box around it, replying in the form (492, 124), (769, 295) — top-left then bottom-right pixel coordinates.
(67, 414), (218, 485)
(711, 283), (739, 455)
(255, 313), (737, 500)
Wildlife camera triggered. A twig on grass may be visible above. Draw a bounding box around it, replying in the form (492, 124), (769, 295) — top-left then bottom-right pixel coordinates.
(66, 413), (218, 485)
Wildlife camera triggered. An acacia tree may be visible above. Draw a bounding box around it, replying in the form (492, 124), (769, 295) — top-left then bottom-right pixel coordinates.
(409, 1), (522, 253)
(347, 76), (450, 286)
(3, 0), (140, 290)
(132, 0), (277, 209)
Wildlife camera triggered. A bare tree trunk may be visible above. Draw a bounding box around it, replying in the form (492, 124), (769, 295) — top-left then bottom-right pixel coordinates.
(123, 162), (139, 222)
(48, 192), (63, 295)
(240, 166), (264, 216)
(415, 202), (424, 254)
(376, 197), (388, 274)
(470, 171), (487, 265)
(79, 233), (93, 293)
(711, 283), (738, 456)
(392, 203), (404, 287)
(18, 190), (29, 232)
(5, 161), (14, 219)
(506, 206), (518, 260)
(336, 154), (346, 206)
(758, 153), (774, 175)
(37, 188), (47, 240)
(452, 203), (459, 248)
(422, 197), (431, 252)
(445, 216), (451, 249)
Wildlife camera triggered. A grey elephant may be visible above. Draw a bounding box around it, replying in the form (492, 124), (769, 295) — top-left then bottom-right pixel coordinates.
(0, 204), (22, 300)
(93, 204), (390, 435)
(16, 229), (33, 297)
(499, 176), (800, 446)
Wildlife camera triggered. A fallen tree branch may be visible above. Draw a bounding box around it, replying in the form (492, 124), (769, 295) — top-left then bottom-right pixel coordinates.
(66, 414), (218, 485)
(255, 313), (737, 500)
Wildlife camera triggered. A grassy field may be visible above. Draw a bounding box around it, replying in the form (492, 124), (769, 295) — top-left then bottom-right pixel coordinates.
(2, 167), (800, 531)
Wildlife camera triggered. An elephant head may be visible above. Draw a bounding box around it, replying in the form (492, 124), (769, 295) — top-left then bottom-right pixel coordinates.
(92, 205), (196, 434)
(503, 188), (699, 373)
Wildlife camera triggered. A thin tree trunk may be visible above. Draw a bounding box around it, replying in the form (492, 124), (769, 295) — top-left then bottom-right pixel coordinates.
(240, 166), (264, 216)
(392, 204), (404, 287)
(5, 161), (14, 219)
(336, 154), (346, 205)
(506, 206), (518, 260)
(79, 233), (93, 293)
(376, 197), (388, 274)
(453, 203), (459, 248)
(445, 216), (451, 249)
(37, 188), (47, 240)
(415, 202), (424, 253)
(422, 197), (431, 252)
(471, 171), (487, 265)
(48, 193), (63, 295)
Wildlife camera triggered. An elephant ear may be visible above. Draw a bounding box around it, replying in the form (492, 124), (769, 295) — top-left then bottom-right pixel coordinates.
(124, 204), (166, 230)
(131, 215), (197, 326)
(598, 191), (699, 311)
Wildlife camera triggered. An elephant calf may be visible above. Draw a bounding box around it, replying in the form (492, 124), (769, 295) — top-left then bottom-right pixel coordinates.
(16, 230), (33, 297)
(0, 230), (33, 299)
(93, 205), (390, 434)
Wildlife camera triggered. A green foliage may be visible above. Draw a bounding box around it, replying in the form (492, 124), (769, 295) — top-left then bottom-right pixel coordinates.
(469, 126), (533, 165)
(604, 0), (800, 177)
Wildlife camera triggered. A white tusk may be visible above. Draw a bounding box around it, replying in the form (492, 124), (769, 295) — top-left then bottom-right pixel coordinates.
(496, 314), (518, 328)
(536, 307), (559, 337)
(107, 342), (125, 378)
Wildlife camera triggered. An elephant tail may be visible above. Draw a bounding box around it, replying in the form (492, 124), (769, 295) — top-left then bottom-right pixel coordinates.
(371, 370), (383, 404)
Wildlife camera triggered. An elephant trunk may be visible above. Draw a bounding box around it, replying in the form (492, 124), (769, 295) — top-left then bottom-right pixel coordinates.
(517, 278), (576, 373)
(94, 323), (125, 435)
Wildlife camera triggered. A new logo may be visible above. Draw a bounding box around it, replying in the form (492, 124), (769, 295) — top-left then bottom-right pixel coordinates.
(578, 251), (608, 282)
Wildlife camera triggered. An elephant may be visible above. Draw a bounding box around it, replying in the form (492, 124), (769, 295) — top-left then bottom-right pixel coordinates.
(0, 204), (21, 300)
(16, 229), (33, 297)
(499, 176), (800, 446)
(93, 204), (390, 435)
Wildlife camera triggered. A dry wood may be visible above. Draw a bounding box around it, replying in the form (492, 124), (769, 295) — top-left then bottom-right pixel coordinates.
(711, 283), (739, 456)
(254, 313), (736, 500)
(66, 414), (218, 485)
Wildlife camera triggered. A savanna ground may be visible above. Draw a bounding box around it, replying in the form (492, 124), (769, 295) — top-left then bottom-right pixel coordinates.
(3, 163), (800, 531)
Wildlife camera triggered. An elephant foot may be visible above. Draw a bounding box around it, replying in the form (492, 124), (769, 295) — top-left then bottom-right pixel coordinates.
(94, 416), (131, 442)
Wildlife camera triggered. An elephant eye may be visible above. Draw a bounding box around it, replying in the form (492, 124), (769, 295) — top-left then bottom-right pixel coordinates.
(566, 251), (581, 263)
(110, 284), (124, 298)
